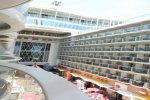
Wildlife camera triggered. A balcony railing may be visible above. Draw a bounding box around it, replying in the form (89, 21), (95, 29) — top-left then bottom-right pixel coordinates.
(94, 55), (101, 58)
(120, 66), (131, 71)
(92, 71), (99, 74)
(109, 64), (119, 69)
(69, 54), (150, 63)
(112, 47), (122, 51)
(110, 56), (120, 60)
(99, 72), (107, 77)
(101, 64), (108, 67)
(135, 47), (147, 51)
(101, 56), (109, 59)
(132, 68), (148, 74)
(132, 80), (144, 87)
(107, 74), (117, 79)
(26, 17), (95, 31)
(86, 69), (92, 73)
(119, 77), (130, 83)
(93, 63), (99, 66)
(122, 47), (134, 51)
(61, 46), (150, 53)
(120, 56), (132, 61)
(134, 57), (149, 63)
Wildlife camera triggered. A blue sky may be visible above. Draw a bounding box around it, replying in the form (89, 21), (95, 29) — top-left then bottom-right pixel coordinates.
(29, 0), (150, 20)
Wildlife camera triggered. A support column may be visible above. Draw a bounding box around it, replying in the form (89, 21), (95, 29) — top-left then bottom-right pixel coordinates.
(48, 42), (60, 66)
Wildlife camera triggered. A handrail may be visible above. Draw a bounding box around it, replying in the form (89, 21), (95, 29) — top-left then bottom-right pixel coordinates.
(0, 63), (90, 100)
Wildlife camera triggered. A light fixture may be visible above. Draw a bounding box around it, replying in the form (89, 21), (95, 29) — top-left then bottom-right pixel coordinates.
(138, 91), (147, 95)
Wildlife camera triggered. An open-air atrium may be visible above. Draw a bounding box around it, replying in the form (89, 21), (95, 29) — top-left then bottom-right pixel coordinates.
(0, 0), (150, 100)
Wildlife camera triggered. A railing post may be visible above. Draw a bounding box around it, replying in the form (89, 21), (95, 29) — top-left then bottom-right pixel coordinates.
(148, 69), (150, 75)
(116, 76), (119, 81)
(133, 47), (135, 51)
(129, 79), (133, 84)
(132, 57), (134, 61)
(131, 67), (133, 72)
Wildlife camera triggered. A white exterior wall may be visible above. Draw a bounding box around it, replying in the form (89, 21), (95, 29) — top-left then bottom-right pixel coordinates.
(48, 42), (60, 66)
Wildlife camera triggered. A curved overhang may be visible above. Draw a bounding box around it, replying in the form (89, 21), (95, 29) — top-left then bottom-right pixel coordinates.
(0, 32), (18, 39)
(0, 38), (14, 41)
(0, 63), (90, 100)
(0, 9), (25, 33)
(0, 0), (31, 10)
(0, 55), (20, 62)
(0, 39), (15, 49)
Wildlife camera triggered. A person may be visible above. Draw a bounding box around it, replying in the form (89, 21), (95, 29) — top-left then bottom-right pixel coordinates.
(76, 79), (85, 90)
(43, 63), (50, 71)
(33, 63), (38, 68)
(65, 70), (72, 81)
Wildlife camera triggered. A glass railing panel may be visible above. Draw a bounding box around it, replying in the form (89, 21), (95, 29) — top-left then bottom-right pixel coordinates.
(109, 64), (120, 69)
(94, 55), (100, 58)
(86, 69), (92, 73)
(143, 25), (150, 30)
(101, 64), (108, 67)
(120, 56), (133, 61)
(120, 66), (131, 71)
(93, 63), (99, 66)
(115, 39), (122, 42)
(35, 17), (96, 31)
(119, 77), (130, 83)
(122, 47), (134, 51)
(135, 47), (145, 51)
(145, 47), (150, 51)
(107, 74), (117, 79)
(126, 37), (136, 41)
(26, 18), (37, 25)
(99, 72), (107, 77)
(141, 36), (150, 40)
(101, 56), (109, 59)
(132, 68), (147, 74)
(86, 62), (92, 64)
(113, 48), (121, 51)
(93, 71), (99, 74)
(134, 57), (149, 63)
(105, 48), (111, 51)
(132, 80), (144, 87)
(110, 56), (120, 60)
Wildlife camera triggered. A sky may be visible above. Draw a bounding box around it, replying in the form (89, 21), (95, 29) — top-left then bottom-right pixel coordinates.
(29, 0), (150, 20)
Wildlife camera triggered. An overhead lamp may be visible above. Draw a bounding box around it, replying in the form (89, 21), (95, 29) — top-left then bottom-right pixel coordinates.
(138, 91), (147, 95)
